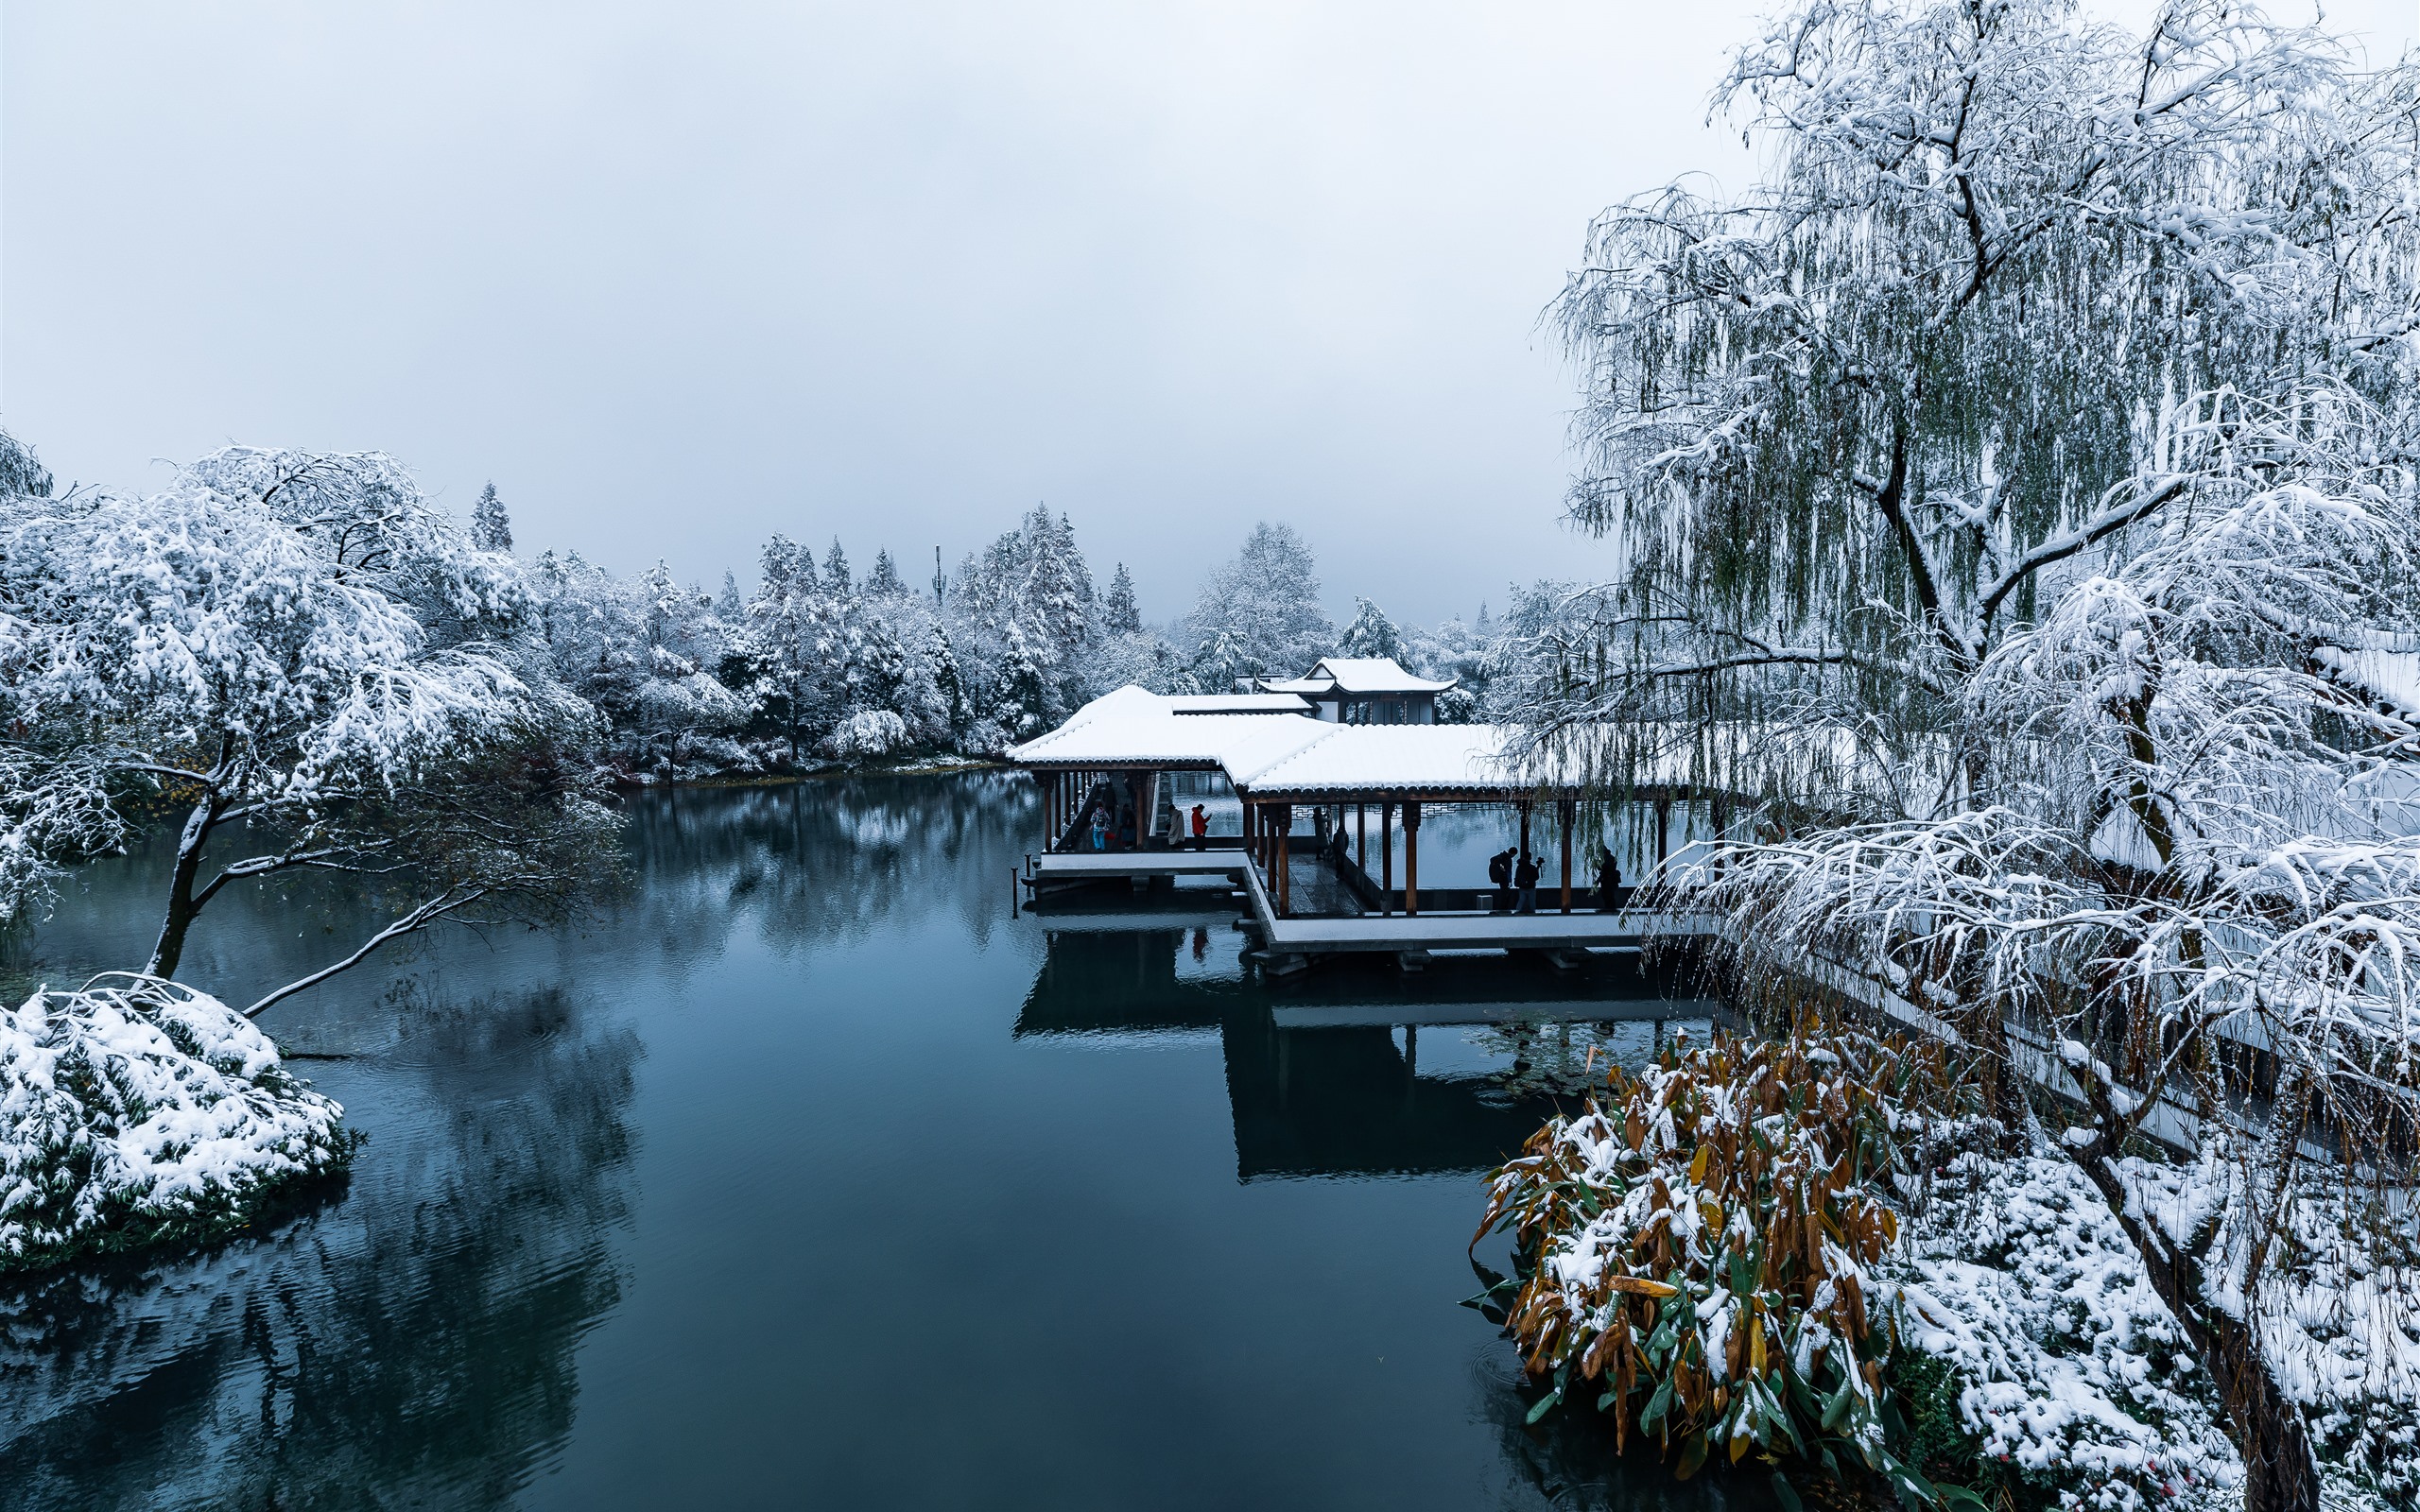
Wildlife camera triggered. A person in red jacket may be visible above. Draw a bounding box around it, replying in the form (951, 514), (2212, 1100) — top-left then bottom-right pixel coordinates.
(1189, 804), (1209, 849)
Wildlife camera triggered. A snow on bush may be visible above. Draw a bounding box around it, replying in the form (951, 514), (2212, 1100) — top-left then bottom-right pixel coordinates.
(1479, 1032), (2420, 1512)
(0, 976), (354, 1272)
(821, 709), (909, 762)
(1898, 1154), (2243, 1512)
(1476, 1032), (1982, 1499)
(2117, 1154), (2420, 1510)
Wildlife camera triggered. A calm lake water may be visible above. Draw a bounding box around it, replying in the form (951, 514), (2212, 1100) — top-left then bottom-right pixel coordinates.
(1, 774), (1759, 1512)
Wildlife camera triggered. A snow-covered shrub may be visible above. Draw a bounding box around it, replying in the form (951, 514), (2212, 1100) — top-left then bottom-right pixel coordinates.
(1476, 1032), (1983, 1501)
(2116, 1155), (2420, 1512)
(0, 977), (354, 1272)
(1898, 1154), (2244, 1512)
(821, 709), (909, 762)
(1434, 686), (1479, 724)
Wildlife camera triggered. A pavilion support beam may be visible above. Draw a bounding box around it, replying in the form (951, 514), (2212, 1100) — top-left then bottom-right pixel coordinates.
(1404, 800), (1422, 917)
(1381, 801), (1393, 916)
(1276, 804), (1292, 916)
(1559, 799), (1573, 914)
(1356, 802), (1366, 875)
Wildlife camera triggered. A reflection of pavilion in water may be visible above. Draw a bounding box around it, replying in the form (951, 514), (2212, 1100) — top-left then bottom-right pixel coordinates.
(1014, 915), (1726, 1181)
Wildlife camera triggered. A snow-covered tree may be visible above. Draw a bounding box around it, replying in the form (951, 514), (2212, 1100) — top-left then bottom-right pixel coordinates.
(0, 445), (617, 1013)
(1184, 523), (1333, 685)
(867, 546), (907, 598)
(949, 506), (1097, 729)
(823, 538), (852, 596)
(524, 550), (747, 771)
(1705, 396), (2420, 1512)
(1505, 2), (2420, 1503)
(471, 481), (512, 554)
(1102, 563), (1142, 635)
(1336, 596), (1405, 662)
(738, 533), (840, 760)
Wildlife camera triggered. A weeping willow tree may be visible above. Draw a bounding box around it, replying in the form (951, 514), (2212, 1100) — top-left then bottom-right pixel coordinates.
(1514, 0), (2420, 814)
(1504, 5), (2420, 1510)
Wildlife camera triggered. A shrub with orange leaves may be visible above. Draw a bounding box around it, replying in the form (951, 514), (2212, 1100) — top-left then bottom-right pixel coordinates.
(1473, 1030), (1990, 1507)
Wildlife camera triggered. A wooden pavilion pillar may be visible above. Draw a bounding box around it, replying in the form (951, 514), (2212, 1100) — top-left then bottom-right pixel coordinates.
(1558, 799), (1574, 914)
(1275, 803), (1292, 916)
(1654, 797), (1671, 883)
(1356, 802), (1366, 873)
(1381, 801), (1394, 916)
(1403, 800), (1422, 917)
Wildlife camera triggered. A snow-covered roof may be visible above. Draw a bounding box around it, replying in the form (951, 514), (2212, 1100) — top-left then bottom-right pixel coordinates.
(1008, 705), (1331, 770)
(1164, 693), (1312, 715)
(1257, 657), (1457, 696)
(1232, 724), (1542, 797)
(1010, 687), (1699, 797)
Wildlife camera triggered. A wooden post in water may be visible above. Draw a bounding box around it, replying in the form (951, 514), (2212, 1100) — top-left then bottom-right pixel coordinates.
(1404, 801), (1422, 917)
(1559, 799), (1573, 914)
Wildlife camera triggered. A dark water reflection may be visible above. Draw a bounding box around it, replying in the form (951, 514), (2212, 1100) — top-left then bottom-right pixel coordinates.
(4, 775), (1766, 1511)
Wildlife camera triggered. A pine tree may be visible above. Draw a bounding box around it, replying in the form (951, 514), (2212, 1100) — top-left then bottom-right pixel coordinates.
(824, 538), (852, 595)
(472, 481), (512, 553)
(997, 622), (1050, 738)
(868, 546), (906, 597)
(925, 625), (966, 736)
(1103, 563), (1142, 635)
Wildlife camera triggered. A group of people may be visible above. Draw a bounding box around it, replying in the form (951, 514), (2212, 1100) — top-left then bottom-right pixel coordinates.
(1486, 846), (1627, 913)
(1080, 793), (1214, 852)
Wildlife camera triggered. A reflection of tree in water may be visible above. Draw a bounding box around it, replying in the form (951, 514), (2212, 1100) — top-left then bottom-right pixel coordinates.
(617, 772), (1036, 955)
(0, 986), (641, 1512)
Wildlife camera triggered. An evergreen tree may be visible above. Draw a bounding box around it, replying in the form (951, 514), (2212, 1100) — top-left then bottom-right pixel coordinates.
(471, 482), (513, 553)
(1337, 596), (1404, 662)
(925, 624), (966, 737)
(824, 538), (852, 595)
(997, 622), (1050, 738)
(1103, 563), (1142, 635)
(715, 571), (744, 625)
(868, 546), (907, 597)
(1184, 523), (1333, 686)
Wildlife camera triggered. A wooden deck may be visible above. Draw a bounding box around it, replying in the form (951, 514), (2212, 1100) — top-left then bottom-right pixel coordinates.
(1271, 996), (1725, 1029)
(1025, 849), (1720, 966)
(1234, 855), (1715, 958)
(1025, 851), (1251, 890)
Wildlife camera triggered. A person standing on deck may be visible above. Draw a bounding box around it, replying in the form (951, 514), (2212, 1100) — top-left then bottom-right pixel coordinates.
(1190, 804), (1209, 850)
(1488, 847), (1515, 910)
(1089, 804), (1109, 851)
(1513, 850), (1542, 914)
(1596, 848), (1623, 913)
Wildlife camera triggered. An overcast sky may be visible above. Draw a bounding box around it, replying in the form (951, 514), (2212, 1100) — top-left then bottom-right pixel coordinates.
(8, 2), (2415, 627)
